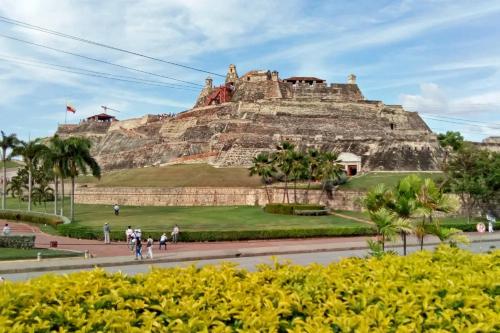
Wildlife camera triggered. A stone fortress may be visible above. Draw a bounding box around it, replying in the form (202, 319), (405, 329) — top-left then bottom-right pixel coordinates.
(57, 64), (444, 172)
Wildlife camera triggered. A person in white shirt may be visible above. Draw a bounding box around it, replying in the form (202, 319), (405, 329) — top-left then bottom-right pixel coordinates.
(2, 223), (11, 236)
(126, 226), (134, 250)
(159, 233), (167, 250)
(113, 204), (120, 216)
(146, 236), (154, 259)
(172, 224), (180, 244)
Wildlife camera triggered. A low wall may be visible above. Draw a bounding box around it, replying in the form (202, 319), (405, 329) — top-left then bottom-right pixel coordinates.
(74, 186), (365, 210)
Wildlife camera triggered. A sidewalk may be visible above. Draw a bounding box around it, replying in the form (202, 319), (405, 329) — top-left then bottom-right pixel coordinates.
(1, 222), (498, 274)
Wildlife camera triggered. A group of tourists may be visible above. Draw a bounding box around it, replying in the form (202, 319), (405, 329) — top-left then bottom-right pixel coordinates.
(120, 224), (180, 260)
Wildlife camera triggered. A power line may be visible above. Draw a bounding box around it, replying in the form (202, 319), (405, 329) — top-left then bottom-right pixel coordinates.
(421, 115), (500, 130)
(0, 33), (203, 87)
(0, 56), (201, 90)
(0, 15), (225, 78)
(420, 112), (500, 126)
(0, 53), (200, 91)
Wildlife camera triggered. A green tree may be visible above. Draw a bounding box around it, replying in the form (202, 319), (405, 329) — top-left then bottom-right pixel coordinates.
(369, 208), (399, 252)
(304, 148), (321, 203)
(437, 131), (464, 166)
(289, 150), (307, 203)
(249, 152), (276, 204)
(431, 226), (470, 247)
(43, 135), (68, 216)
(32, 183), (54, 212)
(274, 141), (295, 203)
(12, 139), (47, 212)
(6, 174), (26, 209)
(317, 151), (343, 204)
(0, 131), (20, 210)
(65, 137), (101, 221)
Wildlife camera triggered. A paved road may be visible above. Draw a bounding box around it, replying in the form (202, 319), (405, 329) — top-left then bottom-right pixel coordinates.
(3, 240), (498, 282)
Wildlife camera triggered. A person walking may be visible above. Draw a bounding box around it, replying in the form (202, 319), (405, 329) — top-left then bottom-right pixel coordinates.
(113, 204), (120, 216)
(103, 223), (111, 244)
(2, 223), (10, 236)
(172, 224), (180, 244)
(135, 236), (143, 260)
(125, 226), (134, 250)
(159, 233), (167, 250)
(146, 235), (154, 259)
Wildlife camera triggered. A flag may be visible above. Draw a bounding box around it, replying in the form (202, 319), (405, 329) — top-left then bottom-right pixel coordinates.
(66, 104), (76, 113)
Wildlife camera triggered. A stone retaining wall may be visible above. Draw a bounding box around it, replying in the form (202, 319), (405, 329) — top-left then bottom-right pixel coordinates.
(74, 186), (365, 210)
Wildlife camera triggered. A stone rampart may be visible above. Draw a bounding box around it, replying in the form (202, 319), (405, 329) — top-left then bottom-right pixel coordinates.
(74, 186), (365, 210)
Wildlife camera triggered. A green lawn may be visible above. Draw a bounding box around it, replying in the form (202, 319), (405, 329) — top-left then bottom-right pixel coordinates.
(0, 248), (81, 261)
(77, 164), (262, 188)
(1, 160), (22, 169)
(340, 172), (444, 191)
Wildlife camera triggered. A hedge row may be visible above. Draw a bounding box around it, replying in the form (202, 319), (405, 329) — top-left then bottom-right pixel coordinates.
(56, 225), (376, 242)
(1, 247), (498, 331)
(264, 203), (325, 215)
(0, 210), (65, 227)
(0, 235), (35, 249)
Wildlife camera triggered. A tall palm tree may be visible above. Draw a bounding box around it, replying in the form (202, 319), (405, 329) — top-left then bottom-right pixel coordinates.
(0, 131), (19, 209)
(274, 141), (295, 203)
(317, 151), (343, 204)
(304, 148), (321, 203)
(12, 139), (47, 212)
(43, 135), (68, 215)
(289, 150), (306, 203)
(65, 137), (101, 221)
(249, 152), (276, 204)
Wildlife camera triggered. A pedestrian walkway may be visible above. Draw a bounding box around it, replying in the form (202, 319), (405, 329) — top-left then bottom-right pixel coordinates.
(1, 221), (498, 275)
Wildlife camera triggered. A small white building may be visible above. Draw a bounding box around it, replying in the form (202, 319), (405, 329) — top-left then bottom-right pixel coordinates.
(338, 152), (362, 176)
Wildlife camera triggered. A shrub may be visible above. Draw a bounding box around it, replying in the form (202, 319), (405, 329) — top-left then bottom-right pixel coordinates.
(264, 203), (325, 215)
(0, 210), (64, 227)
(0, 247), (498, 331)
(0, 235), (35, 249)
(56, 224), (376, 242)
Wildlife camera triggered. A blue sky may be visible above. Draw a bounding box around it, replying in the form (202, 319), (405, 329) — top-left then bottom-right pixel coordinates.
(0, 0), (499, 141)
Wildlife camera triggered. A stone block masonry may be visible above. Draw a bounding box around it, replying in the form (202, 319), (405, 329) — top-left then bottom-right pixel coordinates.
(74, 186), (365, 211)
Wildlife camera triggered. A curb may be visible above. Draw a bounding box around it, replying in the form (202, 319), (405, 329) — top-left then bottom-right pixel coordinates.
(1, 237), (498, 275)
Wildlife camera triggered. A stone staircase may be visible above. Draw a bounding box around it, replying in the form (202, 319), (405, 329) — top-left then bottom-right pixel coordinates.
(215, 147), (270, 167)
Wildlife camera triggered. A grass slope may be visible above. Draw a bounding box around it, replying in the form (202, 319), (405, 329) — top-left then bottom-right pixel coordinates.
(1, 160), (22, 169)
(340, 172), (444, 191)
(77, 164), (261, 188)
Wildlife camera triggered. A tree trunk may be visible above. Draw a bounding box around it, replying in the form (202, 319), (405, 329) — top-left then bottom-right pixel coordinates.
(61, 178), (65, 216)
(2, 157), (6, 210)
(70, 176), (75, 222)
(402, 232), (407, 256)
(264, 183), (271, 204)
(305, 178), (312, 204)
(283, 175), (290, 204)
(318, 181), (326, 204)
(28, 170), (32, 212)
(54, 176), (58, 215)
(293, 179), (297, 203)
(382, 235), (385, 252)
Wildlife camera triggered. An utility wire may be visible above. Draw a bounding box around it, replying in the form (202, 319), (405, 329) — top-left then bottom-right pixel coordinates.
(0, 15), (225, 78)
(420, 112), (500, 126)
(0, 56), (200, 91)
(0, 53), (200, 91)
(0, 33), (203, 87)
(421, 115), (500, 130)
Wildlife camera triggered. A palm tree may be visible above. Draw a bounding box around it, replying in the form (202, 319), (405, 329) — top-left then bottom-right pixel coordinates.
(12, 139), (47, 212)
(388, 175), (422, 255)
(249, 152), (276, 204)
(289, 150), (306, 203)
(6, 176), (26, 209)
(1, 131), (20, 210)
(43, 135), (68, 215)
(431, 225), (470, 247)
(304, 148), (321, 203)
(274, 141), (295, 203)
(32, 184), (54, 212)
(369, 208), (399, 251)
(362, 183), (392, 212)
(65, 137), (101, 221)
(416, 178), (459, 249)
(317, 151), (343, 204)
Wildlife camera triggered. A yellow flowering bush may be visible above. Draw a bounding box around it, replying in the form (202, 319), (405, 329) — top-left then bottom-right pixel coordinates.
(0, 247), (498, 332)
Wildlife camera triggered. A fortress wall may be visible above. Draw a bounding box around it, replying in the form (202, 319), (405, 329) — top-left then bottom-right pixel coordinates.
(74, 186), (365, 210)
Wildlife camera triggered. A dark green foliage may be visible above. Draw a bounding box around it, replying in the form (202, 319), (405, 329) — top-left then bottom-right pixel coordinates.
(264, 203), (325, 215)
(56, 225), (376, 242)
(0, 210), (64, 227)
(0, 235), (35, 249)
